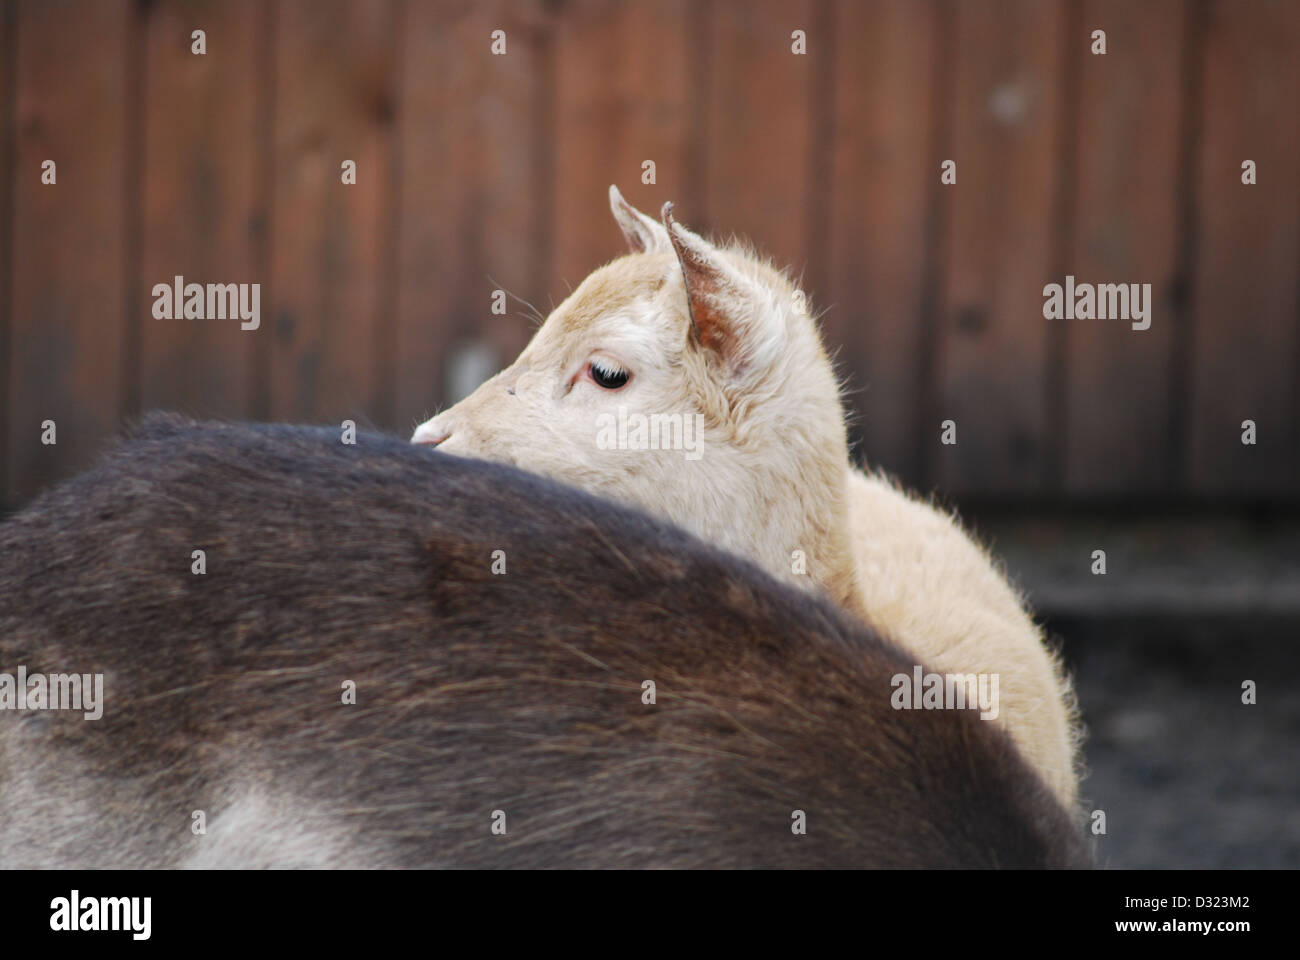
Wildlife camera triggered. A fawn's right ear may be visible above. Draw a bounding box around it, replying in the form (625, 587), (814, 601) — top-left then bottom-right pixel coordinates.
(662, 202), (782, 379)
(609, 185), (671, 254)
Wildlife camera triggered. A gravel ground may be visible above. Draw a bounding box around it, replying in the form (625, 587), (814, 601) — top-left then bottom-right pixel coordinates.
(1056, 614), (1300, 869)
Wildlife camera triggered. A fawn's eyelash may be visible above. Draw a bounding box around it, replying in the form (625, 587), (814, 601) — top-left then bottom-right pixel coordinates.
(587, 357), (630, 390)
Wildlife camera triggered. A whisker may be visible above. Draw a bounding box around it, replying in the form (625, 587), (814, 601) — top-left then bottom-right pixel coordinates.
(486, 274), (548, 328)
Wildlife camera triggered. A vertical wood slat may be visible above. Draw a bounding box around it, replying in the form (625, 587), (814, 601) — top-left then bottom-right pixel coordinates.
(268, 0), (397, 428)
(0, 2), (13, 508)
(1188, 0), (1300, 495)
(8, 0), (130, 501)
(827, 0), (939, 482)
(139, 0), (263, 421)
(549, 0), (691, 299)
(932, 0), (1066, 497)
(393, 0), (551, 426)
(704, 0), (816, 271)
(1062, 0), (1185, 495)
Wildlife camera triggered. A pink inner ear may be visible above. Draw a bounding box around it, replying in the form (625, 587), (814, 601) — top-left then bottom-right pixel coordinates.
(674, 247), (738, 361)
(663, 205), (747, 371)
(619, 223), (648, 254)
(686, 274), (735, 358)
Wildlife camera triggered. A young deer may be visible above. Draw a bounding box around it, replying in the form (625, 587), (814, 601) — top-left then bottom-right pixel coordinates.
(413, 187), (1081, 809)
(0, 417), (1088, 867)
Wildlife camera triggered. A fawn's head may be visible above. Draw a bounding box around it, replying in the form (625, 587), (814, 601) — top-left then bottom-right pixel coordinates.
(414, 186), (859, 607)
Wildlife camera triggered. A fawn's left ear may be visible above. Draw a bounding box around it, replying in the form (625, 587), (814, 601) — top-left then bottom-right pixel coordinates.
(661, 202), (781, 377)
(609, 185), (671, 254)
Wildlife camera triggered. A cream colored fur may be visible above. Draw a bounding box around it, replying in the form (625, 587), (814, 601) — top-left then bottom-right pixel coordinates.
(846, 469), (1080, 807)
(413, 186), (1080, 808)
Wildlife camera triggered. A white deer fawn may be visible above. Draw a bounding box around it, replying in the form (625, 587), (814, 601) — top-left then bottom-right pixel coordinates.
(413, 187), (1081, 808)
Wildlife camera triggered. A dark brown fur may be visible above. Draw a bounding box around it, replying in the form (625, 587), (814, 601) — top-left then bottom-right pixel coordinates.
(0, 415), (1089, 868)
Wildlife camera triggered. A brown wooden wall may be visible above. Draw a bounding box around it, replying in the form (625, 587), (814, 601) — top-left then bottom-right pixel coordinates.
(1, 0), (1297, 508)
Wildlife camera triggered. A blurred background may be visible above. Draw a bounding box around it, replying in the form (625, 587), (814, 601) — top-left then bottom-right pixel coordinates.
(0, 0), (1296, 865)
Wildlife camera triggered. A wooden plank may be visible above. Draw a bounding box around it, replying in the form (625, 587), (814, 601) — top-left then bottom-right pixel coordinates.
(1062, 0), (1185, 495)
(932, 0), (1066, 497)
(827, 0), (938, 483)
(0, 1), (13, 508)
(704, 0), (816, 272)
(139, 0), (262, 421)
(8, 0), (130, 502)
(549, 0), (691, 297)
(1188, 0), (1300, 496)
(393, 0), (550, 427)
(268, 0), (397, 427)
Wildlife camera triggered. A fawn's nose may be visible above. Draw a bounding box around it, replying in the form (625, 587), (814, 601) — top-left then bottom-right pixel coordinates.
(412, 420), (451, 446)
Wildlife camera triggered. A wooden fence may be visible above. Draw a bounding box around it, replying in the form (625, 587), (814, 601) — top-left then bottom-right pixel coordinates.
(1, 0), (1296, 507)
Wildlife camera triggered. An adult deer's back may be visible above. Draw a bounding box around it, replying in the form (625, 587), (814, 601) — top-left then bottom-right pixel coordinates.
(0, 416), (1088, 868)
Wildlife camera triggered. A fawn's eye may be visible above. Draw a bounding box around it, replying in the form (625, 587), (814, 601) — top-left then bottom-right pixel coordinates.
(588, 358), (630, 390)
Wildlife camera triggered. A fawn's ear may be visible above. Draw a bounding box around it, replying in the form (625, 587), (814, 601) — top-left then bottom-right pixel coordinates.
(609, 185), (671, 254)
(662, 202), (780, 376)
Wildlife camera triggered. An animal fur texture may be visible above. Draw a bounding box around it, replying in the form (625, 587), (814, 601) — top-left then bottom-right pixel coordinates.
(0, 416), (1089, 868)
(413, 186), (1081, 808)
